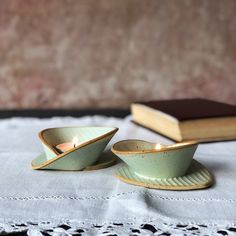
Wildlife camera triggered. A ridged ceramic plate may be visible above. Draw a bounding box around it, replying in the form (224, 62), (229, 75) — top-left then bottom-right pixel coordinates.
(115, 160), (214, 190)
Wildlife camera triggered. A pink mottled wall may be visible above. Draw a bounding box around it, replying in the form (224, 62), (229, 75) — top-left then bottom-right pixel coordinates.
(0, 0), (235, 109)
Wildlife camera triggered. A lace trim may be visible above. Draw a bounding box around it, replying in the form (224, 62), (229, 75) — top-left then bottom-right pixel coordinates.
(1, 220), (236, 236)
(0, 191), (235, 203)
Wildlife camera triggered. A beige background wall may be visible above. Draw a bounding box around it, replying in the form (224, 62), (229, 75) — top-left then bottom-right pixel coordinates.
(0, 0), (235, 109)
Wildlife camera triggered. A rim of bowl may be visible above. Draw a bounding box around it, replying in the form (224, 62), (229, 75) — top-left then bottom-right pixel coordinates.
(38, 126), (119, 156)
(111, 139), (198, 155)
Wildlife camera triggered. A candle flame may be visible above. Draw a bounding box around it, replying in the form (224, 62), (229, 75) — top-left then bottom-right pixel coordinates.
(72, 137), (79, 147)
(155, 143), (162, 150)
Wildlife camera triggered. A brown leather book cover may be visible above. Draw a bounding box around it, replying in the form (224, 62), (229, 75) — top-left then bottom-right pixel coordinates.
(136, 98), (236, 121)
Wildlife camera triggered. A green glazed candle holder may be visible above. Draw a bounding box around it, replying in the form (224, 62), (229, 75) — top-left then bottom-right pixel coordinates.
(33, 126), (118, 171)
(111, 139), (198, 178)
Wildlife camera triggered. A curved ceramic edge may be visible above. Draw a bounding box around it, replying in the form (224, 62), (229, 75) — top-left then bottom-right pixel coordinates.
(31, 151), (117, 171)
(115, 160), (214, 191)
(39, 126), (118, 156)
(84, 155), (117, 171)
(111, 139), (199, 155)
(34, 127), (118, 170)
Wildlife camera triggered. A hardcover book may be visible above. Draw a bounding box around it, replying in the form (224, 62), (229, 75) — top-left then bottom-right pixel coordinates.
(131, 98), (236, 142)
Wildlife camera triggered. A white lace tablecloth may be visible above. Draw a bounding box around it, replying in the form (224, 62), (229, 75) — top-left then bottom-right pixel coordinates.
(0, 116), (236, 236)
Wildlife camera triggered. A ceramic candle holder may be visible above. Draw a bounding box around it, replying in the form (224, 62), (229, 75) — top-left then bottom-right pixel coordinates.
(111, 140), (198, 178)
(37, 126), (118, 170)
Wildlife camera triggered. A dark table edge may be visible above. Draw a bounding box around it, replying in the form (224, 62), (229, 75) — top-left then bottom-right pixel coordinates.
(0, 109), (130, 118)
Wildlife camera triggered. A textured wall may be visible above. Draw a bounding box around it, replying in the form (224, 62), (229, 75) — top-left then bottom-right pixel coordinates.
(0, 0), (236, 109)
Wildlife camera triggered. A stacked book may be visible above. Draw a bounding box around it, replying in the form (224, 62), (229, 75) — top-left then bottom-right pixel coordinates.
(131, 98), (236, 142)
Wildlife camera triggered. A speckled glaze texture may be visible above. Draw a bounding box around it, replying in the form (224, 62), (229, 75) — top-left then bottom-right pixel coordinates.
(0, 0), (235, 108)
(112, 140), (198, 178)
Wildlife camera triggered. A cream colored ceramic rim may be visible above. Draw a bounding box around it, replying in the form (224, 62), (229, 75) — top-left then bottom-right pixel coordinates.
(32, 126), (119, 169)
(111, 139), (198, 155)
(115, 161), (214, 190)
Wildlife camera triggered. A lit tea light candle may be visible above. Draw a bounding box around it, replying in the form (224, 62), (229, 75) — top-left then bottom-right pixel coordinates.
(56, 137), (80, 153)
(155, 143), (164, 150)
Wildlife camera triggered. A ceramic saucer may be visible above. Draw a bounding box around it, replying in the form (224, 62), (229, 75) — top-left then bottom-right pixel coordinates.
(32, 151), (117, 171)
(115, 160), (214, 190)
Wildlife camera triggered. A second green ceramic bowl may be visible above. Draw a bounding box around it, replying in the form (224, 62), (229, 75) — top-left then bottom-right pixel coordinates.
(111, 140), (198, 178)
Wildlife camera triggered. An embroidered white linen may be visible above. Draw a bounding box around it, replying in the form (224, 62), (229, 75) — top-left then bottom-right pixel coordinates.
(0, 116), (235, 228)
